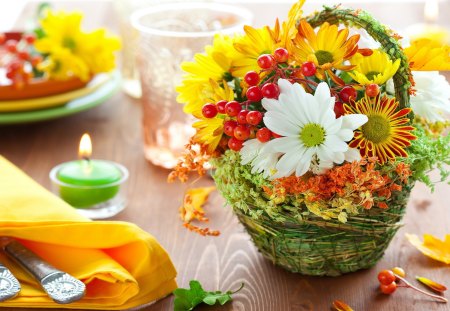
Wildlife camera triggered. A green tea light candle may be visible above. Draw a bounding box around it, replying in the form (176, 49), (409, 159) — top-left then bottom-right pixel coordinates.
(50, 134), (128, 218)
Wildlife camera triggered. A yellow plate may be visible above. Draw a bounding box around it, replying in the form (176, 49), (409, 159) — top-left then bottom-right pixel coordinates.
(0, 74), (111, 112)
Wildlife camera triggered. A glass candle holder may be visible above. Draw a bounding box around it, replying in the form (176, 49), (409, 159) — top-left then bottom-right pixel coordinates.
(49, 161), (129, 219)
(131, 2), (253, 169)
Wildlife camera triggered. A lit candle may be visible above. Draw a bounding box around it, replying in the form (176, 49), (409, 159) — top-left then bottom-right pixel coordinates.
(404, 0), (450, 45)
(50, 134), (127, 209)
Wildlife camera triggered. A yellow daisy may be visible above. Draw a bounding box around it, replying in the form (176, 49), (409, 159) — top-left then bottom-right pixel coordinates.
(192, 80), (235, 153)
(176, 34), (235, 116)
(35, 10), (120, 81)
(291, 20), (359, 78)
(345, 95), (416, 164)
(231, 25), (277, 77)
(349, 49), (401, 85)
(404, 38), (450, 71)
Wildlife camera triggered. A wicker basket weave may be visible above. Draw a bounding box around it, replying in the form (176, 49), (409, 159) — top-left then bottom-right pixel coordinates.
(213, 7), (414, 276)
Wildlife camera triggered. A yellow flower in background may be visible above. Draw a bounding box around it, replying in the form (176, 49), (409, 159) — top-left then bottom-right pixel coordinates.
(192, 80), (235, 152)
(292, 20), (359, 78)
(177, 34), (235, 116)
(345, 95), (416, 164)
(406, 233), (450, 264)
(35, 10), (120, 81)
(405, 39), (450, 71)
(231, 26), (277, 77)
(349, 50), (400, 85)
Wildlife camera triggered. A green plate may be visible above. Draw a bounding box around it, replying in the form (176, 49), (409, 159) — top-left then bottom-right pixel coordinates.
(0, 71), (121, 125)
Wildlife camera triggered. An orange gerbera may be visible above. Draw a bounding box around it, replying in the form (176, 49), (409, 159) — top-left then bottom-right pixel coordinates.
(291, 20), (360, 82)
(344, 95), (416, 164)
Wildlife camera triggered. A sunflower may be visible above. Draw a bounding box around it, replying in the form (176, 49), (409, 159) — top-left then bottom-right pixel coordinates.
(291, 20), (359, 80)
(231, 26), (277, 77)
(404, 38), (450, 71)
(192, 80), (235, 153)
(176, 34), (235, 117)
(344, 95), (416, 164)
(35, 10), (120, 81)
(349, 49), (400, 85)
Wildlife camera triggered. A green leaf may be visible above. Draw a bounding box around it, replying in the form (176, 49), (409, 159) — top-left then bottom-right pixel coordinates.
(173, 281), (244, 311)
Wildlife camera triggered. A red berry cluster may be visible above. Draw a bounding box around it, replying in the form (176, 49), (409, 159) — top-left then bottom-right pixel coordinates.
(1, 33), (42, 89)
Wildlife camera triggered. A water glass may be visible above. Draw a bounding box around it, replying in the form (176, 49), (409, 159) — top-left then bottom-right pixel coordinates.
(131, 2), (252, 169)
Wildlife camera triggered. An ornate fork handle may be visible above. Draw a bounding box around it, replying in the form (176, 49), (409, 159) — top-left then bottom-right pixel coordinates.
(4, 240), (86, 304)
(0, 263), (21, 302)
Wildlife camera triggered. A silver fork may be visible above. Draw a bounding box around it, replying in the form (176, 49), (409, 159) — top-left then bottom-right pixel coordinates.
(0, 262), (21, 302)
(3, 239), (85, 304)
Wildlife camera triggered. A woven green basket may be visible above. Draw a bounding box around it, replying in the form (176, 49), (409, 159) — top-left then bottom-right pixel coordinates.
(213, 7), (413, 276)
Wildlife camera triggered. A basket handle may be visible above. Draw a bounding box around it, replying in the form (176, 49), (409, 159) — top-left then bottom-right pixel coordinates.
(306, 6), (411, 110)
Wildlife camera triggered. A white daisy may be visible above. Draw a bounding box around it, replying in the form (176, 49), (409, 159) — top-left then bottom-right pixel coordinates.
(240, 139), (281, 178)
(259, 79), (367, 179)
(410, 71), (450, 122)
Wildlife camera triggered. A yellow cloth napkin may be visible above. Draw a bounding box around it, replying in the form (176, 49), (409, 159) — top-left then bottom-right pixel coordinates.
(0, 156), (177, 309)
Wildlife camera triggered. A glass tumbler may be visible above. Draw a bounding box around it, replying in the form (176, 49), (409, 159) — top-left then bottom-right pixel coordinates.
(131, 2), (252, 169)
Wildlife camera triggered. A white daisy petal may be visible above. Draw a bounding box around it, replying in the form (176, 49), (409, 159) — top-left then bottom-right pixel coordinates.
(341, 114), (368, 130)
(296, 148), (314, 176)
(336, 128), (354, 141)
(267, 136), (302, 153)
(263, 111), (299, 136)
(324, 135), (348, 152)
(344, 148), (361, 162)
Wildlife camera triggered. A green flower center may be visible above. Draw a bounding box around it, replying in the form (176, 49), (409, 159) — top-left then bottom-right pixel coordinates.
(63, 37), (76, 50)
(361, 115), (391, 143)
(366, 71), (381, 81)
(300, 123), (326, 147)
(315, 50), (333, 65)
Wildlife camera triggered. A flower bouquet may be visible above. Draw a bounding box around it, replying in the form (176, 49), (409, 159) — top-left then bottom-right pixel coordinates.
(0, 8), (120, 100)
(171, 0), (450, 276)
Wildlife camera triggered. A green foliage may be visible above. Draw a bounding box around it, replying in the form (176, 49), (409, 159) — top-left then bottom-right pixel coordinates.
(406, 125), (450, 191)
(173, 280), (244, 311)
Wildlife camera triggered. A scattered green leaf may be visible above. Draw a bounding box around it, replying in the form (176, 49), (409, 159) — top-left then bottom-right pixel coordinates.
(173, 280), (244, 311)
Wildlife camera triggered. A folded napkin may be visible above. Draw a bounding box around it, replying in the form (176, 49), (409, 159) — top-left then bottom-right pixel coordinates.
(0, 156), (177, 309)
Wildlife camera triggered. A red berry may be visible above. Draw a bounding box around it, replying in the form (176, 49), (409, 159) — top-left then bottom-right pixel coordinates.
(378, 270), (396, 285)
(30, 55), (43, 67)
(274, 48), (289, 63)
(237, 110), (249, 124)
(17, 50), (30, 61)
(366, 84), (380, 97)
(23, 34), (36, 45)
(246, 86), (263, 102)
(234, 125), (251, 141)
(0, 33), (6, 45)
(301, 61), (317, 77)
(261, 83), (280, 99)
(334, 101), (345, 118)
(202, 103), (218, 118)
(257, 54), (275, 69)
(225, 101), (241, 117)
(228, 137), (244, 151)
(244, 71), (260, 86)
(246, 111), (263, 125)
(224, 120), (238, 137)
(380, 282), (397, 295)
(5, 40), (18, 53)
(256, 127), (271, 142)
(7, 60), (22, 72)
(216, 100), (228, 114)
(339, 86), (357, 103)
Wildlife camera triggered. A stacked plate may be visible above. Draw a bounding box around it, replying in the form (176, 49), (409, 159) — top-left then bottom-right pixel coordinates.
(0, 71), (121, 125)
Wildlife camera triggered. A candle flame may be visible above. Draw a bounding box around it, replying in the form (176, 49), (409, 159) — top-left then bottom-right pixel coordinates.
(79, 133), (92, 160)
(424, 0), (439, 23)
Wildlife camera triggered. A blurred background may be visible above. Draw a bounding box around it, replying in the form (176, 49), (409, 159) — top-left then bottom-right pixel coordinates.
(1, 0), (450, 32)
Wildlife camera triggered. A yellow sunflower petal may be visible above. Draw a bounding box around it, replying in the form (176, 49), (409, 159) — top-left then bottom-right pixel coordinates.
(405, 39), (450, 71)
(406, 233), (450, 264)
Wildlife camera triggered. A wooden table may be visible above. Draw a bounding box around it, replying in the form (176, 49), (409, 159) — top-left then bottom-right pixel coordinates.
(1, 2), (449, 311)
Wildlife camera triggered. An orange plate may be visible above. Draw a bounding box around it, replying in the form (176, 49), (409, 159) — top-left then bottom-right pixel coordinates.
(0, 32), (89, 100)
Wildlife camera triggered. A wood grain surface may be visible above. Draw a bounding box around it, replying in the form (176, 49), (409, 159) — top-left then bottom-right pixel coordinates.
(1, 2), (449, 311)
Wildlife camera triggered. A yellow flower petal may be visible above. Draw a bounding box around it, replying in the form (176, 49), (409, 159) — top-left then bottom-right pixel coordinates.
(180, 186), (216, 223)
(406, 233), (450, 264)
(332, 300), (354, 311)
(416, 276), (447, 293)
(405, 39), (450, 71)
